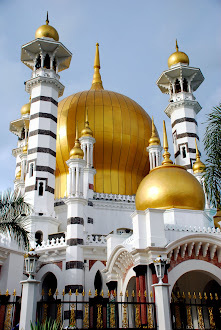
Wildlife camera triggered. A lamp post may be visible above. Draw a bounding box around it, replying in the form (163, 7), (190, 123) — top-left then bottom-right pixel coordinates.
(152, 255), (172, 330)
(20, 249), (40, 330)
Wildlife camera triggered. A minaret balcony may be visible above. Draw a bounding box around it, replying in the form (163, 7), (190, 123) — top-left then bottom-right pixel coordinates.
(169, 92), (195, 103)
(32, 68), (60, 80)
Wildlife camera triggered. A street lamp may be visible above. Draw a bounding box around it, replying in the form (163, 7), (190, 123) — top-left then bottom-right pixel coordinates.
(154, 255), (166, 284)
(24, 249), (39, 279)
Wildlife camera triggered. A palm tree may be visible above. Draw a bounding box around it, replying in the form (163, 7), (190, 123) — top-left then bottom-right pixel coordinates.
(203, 104), (221, 209)
(0, 190), (31, 249)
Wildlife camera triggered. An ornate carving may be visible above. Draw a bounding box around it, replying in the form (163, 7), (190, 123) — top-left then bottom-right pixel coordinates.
(56, 304), (62, 325)
(83, 303), (89, 329)
(197, 306), (205, 329)
(208, 307), (216, 330)
(186, 305), (193, 329)
(4, 304), (13, 330)
(175, 305), (182, 329)
(70, 303), (76, 327)
(42, 303), (48, 324)
(96, 304), (103, 328)
(147, 304), (154, 329)
(110, 303), (116, 328)
(122, 304), (128, 328)
(135, 304), (141, 328)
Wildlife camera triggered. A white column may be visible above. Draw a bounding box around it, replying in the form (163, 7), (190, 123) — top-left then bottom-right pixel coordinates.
(90, 145), (93, 167)
(152, 283), (172, 330)
(87, 144), (90, 167)
(19, 279), (40, 330)
(76, 168), (79, 196)
(72, 168), (76, 196)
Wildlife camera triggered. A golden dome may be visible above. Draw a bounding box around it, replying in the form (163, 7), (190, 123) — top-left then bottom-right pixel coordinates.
(69, 124), (84, 159)
(193, 139), (205, 174)
(135, 122), (205, 211)
(148, 117), (160, 146)
(16, 168), (21, 180)
(81, 108), (93, 137)
(21, 102), (30, 116)
(35, 13), (59, 42)
(168, 40), (189, 68)
(55, 44), (153, 198)
(23, 144), (28, 154)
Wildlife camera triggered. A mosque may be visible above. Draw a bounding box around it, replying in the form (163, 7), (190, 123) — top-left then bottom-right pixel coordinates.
(1, 14), (221, 329)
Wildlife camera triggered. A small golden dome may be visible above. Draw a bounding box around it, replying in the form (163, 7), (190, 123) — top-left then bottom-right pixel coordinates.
(16, 168), (21, 180)
(23, 144), (28, 154)
(81, 108), (93, 137)
(21, 102), (30, 116)
(193, 139), (205, 174)
(149, 117), (160, 146)
(168, 40), (189, 68)
(35, 12), (59, 42)
(135, 121), (205, 211)
(70, 124), (84, 159)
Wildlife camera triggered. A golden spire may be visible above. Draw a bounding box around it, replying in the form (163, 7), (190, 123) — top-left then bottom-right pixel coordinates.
(70, 122), (84, 159)
(193, 139), (205, 173)
(148, 116), (160, 146)
(81, 108), (93, 137)
(162, 121), (173, 165)
(91, 43), (104, 90)
(46, 11), (49, 25)
(176, 39), (179, 52)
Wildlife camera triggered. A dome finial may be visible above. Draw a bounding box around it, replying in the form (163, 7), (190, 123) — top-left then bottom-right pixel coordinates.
(91, 43), (104, 90)
(46, 11), (49, 25)
(69, 121), (84, 159)
(162, 121), (173, 165)
(176, 39), (179, 52)
(148, 116), (160, 146)
(81, 108), (93, 137)
(193, 139), (206, 173)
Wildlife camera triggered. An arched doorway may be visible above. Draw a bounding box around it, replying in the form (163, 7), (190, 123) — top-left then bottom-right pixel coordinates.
(39, 272), (58, 321)
(171, 270), (221, 329)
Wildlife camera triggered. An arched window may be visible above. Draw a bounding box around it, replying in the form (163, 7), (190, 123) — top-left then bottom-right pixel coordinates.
(35, 230), (43, 246)
(94, 270), (102, 295)
(39, 182), (44, 196)
(183, 78), (188, 92)
(182, 146), (186, 158)
(44, 54), (50, 69)
(35, 55), (41, 69)
(29, 163), (34, 177)
(175, 79), (181, 93)
(53, 58), (57, 71)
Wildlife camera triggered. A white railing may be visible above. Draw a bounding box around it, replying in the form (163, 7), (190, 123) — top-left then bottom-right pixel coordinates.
(93, 193), (135, 203)
(85, 235), (107, 245)
(35, 236), (66, 250)
(165, 224), (221, 234)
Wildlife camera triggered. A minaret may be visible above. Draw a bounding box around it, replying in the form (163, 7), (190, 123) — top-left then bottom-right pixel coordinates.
(147, 117), (162, 170)
(157, 40), (204, 172)
(65, 125), (86, 326)
(20, 14), (72, 217)
(79, 108), (96, 199)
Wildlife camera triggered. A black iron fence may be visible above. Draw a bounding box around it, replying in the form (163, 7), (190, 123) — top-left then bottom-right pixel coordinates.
(171, 292), (221, 329)
(37, 290), (156, 329)
(0, 293), (21, 330)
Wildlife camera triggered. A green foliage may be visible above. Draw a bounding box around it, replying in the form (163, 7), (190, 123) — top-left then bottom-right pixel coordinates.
(0, 190), (31, 249)
(203, 104), (221, 208)
(31, 319), (63, 330)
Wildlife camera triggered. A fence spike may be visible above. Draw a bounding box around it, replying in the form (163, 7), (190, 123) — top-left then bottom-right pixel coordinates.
(62, 289), (65, 297)
(144, 290), (147, 297)
(193, 292), (196, 299)
(215, 293), (218, 300)
(48, 288), (52, 296)
(177, 291), (180, 299)
(210, 293), (213, 300)
(120, 291), (123, 297)
(88, 290), (92, 296)
(182, 292), (185, 299)
(41, 289), (45, 296)
(107, 290), (110, 298)
(132, 290), (135, 298)
(204, 292), (207, 300)
(126, 290), (129, 298)
(13, 289), (16, 297)
(101, 290), (104, 297)
(113, 290), (116, 298)
(95, 289), (98, 297)
(75, 289), (79, 296)
(138, 290), (141, 297)
(199, 292), (202, 300)
(188, 292), (191, 299)
(55, 289), (59, 296)
(5, 289), (9, 297)
(69, 289), (72, 296)
(82, 290), (85, 297)
(150, 291), (153, 298)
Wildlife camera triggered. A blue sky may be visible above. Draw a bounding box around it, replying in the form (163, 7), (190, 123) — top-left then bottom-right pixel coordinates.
(0, 0), (220, 191)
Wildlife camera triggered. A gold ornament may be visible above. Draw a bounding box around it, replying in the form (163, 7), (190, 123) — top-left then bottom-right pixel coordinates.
(83, 303), (89, 329)
(168, 39), (189, 68)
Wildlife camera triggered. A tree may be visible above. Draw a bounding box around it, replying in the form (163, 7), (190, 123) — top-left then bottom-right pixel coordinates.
(0, 190), (31, 249)
(203, 104), (221, 209)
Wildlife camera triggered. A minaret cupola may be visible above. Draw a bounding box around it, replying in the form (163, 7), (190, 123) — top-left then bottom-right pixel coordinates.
(147, 117), (162, 170)
(157, 40), (204, 172)
(35, 12), (59, 41)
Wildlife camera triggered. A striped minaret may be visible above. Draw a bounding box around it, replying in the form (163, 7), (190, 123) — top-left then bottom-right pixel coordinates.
(157, 40), (204, 172)
(65, 126), (86, 326)
(20, 15), (72, 217)
(146, 117), (162, 170)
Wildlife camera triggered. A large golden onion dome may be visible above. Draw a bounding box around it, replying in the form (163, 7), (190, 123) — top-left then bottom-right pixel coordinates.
(55, 44), (155, 198)
(35, 13), (59, 42)
(168, 40), (189, 68)
(135, 122), (205, 211)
